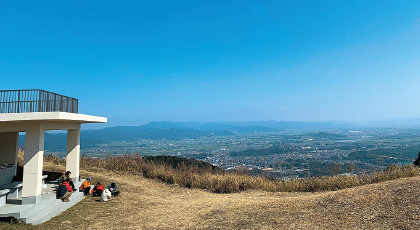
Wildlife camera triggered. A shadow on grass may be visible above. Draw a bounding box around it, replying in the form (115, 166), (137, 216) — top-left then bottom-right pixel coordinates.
(0, 217), (20, 224)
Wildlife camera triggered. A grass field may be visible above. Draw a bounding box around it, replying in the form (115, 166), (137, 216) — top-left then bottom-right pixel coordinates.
(79, 155), (420, 193)
(1, 158), (419, 229)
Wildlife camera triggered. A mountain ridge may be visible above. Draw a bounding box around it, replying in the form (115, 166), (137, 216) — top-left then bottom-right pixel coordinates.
(18, 120), (356, 151)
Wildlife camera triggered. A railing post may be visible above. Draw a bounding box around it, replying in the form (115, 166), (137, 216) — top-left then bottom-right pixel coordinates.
(17, 91), (20, 113)
(53, 94), (56, 112)
(38, 90), (42, 112)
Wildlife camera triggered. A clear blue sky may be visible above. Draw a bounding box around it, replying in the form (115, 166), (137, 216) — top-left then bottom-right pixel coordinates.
(1, 1), (420, 127)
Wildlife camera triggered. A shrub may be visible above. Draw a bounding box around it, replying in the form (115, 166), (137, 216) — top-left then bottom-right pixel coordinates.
(414, 152), (420, 166)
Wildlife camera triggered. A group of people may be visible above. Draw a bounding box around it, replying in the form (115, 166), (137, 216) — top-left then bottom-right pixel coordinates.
(56, 171), (120, 202)
(79, 177), (120, 201)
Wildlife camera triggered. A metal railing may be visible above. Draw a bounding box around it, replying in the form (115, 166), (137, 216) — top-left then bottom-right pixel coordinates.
(0, 89), (78, 114)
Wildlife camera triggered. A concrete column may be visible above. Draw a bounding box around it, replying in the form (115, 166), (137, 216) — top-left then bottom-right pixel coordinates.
(66, 124), (81, 182)
(22, 127), (45, 204)
(0, 132), (19, 185)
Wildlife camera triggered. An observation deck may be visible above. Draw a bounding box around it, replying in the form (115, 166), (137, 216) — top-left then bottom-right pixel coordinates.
(0, 89), (106, 224)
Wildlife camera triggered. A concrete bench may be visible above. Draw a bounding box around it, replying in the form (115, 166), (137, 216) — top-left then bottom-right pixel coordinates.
(1, 182), (22, 199)
(0, 175), (48, 201)
(42, 175), (48, 186)
(0, 189), (11, 207)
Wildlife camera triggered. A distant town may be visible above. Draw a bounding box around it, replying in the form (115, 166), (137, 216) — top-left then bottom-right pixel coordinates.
(31, 122), (420, 179)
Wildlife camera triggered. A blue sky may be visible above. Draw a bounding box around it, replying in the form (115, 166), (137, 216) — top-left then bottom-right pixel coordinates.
(1, 1), (420, 127)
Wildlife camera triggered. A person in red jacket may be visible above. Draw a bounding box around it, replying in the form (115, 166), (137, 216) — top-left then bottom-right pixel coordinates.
(90, 182), (104, 197)
(57, 179), (73, 202)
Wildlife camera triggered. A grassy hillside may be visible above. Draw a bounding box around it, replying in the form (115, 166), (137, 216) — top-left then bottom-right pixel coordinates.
(1, 158), (419, 229)
(75, 155), (420, 193)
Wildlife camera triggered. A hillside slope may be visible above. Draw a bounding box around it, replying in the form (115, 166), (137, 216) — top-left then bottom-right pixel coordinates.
(3, 162), (419, 229)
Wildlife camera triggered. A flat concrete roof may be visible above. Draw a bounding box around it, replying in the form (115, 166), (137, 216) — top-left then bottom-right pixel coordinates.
(0, 112), (107, 123)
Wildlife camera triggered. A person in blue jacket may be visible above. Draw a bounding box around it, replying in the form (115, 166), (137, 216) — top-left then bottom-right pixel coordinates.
(107, 182), (120, 197)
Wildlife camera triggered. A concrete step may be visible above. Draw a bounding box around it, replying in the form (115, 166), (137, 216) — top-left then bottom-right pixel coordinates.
(22, 190), (86, 224)
(6, 198), (22, 205)
(19, 191), (60, 218)
(19, 181), (87, 224)
(30, 192), (86, 225)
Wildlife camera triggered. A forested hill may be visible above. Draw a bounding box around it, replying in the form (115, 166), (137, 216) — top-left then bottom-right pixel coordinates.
(141, 121), (354, 131)
(143, 155), (224, 173)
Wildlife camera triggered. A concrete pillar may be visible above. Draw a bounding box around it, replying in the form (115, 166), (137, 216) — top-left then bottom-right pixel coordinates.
(22, 127), (45, 204)
(0, 132), (19, 185)
(66, 124), (81, 182)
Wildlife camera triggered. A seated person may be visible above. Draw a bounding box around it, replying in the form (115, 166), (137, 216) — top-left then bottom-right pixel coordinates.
(79, 176), (92, 196)
(100, 189), (112, 202)
(57, 179), (72, 202)
(107, 182), (120, 197)
(90, 182), (104, 197)
(59, 171), (76, 192)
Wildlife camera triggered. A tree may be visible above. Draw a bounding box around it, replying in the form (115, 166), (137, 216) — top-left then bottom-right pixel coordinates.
(414, 152), (420, 167)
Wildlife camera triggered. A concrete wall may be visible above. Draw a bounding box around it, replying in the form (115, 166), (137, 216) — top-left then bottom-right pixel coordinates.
(0, 132), (18, 165)
(0, 166), (16, 186)
(0, 132), (18, 185)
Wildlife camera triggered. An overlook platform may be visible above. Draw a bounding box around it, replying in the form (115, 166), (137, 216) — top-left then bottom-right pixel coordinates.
(0, 89), (106, 224)
(0, 111), (107, 123)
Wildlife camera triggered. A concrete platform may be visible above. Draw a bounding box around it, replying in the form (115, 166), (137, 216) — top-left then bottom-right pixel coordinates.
(0, 112), (107, 123)
(0, 180), (89, 225)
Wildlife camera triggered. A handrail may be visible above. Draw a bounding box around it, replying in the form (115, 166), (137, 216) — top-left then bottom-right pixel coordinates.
(0, 89), (78, 114)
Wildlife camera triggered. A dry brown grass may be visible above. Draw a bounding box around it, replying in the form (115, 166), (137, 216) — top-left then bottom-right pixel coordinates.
(1, 156), (419, 229)
(77, 155), (420, 193)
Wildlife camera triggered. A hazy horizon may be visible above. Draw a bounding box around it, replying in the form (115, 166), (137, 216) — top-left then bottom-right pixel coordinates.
(2, 1), (420, 127)
(81, 117), (420, 130)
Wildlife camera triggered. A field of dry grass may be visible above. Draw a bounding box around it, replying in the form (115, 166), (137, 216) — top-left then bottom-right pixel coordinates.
(1, 158), (419, 229)
(79, 155), (420, 193)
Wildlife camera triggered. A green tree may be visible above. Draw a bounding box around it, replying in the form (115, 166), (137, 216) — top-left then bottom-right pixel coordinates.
(414, 152), (420, 167)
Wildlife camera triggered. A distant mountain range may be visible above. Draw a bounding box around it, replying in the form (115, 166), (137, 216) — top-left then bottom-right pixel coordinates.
(18, 121), (356, 151)
(140, 120), (355, 131)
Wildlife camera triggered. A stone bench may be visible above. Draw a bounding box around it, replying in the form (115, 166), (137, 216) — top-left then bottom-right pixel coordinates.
(1, 182), (23, 200)
(0, 189), (11, 207)
(42, 175), (48, 185)
(0, 175), (48, 202)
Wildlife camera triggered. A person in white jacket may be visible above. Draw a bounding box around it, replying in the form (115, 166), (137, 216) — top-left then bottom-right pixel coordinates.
(100, 189), (112, 202)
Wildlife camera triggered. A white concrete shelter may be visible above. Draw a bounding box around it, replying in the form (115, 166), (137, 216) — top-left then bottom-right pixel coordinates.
(0, 89), (106, 206)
